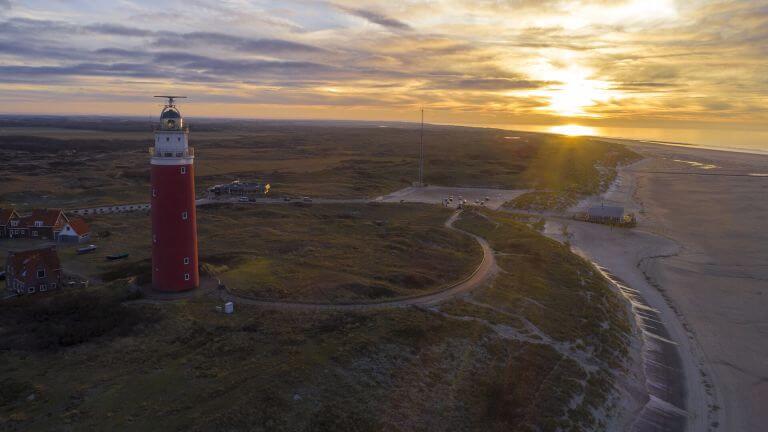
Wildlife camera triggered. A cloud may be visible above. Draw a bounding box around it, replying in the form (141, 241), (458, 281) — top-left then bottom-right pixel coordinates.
(153, 32), (325, 54)
(0, 1), (767, 126)
(335, 5), (412, 30)
(425, 78), (554, 91)
(84, 23), (153, 37)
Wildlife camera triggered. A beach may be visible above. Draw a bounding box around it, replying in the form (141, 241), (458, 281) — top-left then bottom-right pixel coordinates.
(548, 141), (768, 431)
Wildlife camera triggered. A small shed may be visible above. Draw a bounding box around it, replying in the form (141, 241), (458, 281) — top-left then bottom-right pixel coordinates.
(586, 205), (625, 224)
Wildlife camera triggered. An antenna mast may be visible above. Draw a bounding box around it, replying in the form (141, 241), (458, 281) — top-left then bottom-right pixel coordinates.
(419, 108), (424, 187)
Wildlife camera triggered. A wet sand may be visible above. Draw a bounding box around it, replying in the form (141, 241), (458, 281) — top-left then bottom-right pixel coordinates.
(559, 142), (768, 431)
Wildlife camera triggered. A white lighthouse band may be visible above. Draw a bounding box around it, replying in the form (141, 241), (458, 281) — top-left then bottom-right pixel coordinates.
(151, 155), (194, 166)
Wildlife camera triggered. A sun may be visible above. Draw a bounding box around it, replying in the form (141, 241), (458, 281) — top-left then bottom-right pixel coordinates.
(525, 63), (616, 117)
(549, 125), (596, 136)
(547, 69), (612, 117)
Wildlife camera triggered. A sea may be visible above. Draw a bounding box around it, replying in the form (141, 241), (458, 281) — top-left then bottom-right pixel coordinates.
(495, 124), (768, 155)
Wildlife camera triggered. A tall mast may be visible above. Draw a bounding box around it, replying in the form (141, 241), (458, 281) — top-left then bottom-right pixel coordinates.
(419, 108), (424, 186)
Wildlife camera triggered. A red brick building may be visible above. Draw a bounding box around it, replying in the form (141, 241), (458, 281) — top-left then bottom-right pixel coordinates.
(5, 246), (62, 295)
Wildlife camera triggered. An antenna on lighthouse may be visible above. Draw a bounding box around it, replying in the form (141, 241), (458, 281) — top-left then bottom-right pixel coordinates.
(154, 95), (187, 107)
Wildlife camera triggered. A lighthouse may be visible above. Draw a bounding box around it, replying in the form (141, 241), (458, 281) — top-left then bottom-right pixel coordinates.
(150, 96), (199, 292)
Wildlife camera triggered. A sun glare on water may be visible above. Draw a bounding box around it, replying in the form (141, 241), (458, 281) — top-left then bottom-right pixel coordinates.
(549, 125), (596, 136)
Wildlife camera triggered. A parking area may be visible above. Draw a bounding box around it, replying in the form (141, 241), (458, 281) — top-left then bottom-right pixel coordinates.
(376, 186), (530, 210)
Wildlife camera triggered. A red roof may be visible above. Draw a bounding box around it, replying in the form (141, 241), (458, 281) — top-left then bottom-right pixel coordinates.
(27, 209), (67, 227)
(6, 247), (61, 286)
(0, 208), (18, 226)
(66, 218), (90, 235)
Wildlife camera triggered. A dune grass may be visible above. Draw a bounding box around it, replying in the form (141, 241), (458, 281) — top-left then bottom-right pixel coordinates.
(0, 122), (639, 209)
(2, 203), (481, 302)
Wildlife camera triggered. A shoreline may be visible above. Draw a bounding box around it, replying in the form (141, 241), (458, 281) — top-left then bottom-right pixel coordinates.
(547, 141), (768, 431)
(541, 152), (715, 431)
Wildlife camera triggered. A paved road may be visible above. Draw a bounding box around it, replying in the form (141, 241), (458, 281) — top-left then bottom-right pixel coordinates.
(138, 210), (497, 311)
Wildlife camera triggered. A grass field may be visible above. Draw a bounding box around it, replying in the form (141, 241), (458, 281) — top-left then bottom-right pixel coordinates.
(0, 207), (630, 432)
(0, 118), (635, 430)
(1, 203), (481, 302)
(0, 120), (639, 209)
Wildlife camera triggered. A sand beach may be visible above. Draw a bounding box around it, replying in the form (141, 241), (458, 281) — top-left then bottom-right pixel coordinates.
(549, 141), (768, 431)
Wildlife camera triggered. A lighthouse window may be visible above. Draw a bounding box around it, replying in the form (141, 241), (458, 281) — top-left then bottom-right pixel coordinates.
(166, 137), (169, 142)
(177, 137), (181, 141)
(152, 188), (157, 197)
(184, 257), (190, 265)
(184, 273), (190, 281)
(182, 211), (188, 220)
(153, 234), (157, 243)
(180, 166), (186, 174)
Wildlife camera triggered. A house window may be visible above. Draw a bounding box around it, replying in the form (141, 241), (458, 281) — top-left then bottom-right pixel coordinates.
(28, 286), (35, 294)
(184, 257), (190, 265)
(49, 283), (57, 290)
(34, 221), (43, 227)
(37, 269), (46, 278)
(40, 284), (47, 292)
(184, 273), (190, 281)
(10, 220), (18, 227)
(32, 230), (38, 237)
(182, 211), (188, 220)
(180, 166), (186, 174)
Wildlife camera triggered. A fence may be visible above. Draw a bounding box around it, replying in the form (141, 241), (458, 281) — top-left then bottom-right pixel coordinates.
(69, 203), (151, 216)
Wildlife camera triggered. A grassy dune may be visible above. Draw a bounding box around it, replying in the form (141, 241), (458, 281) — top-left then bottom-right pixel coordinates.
(0, 120), (634, 431)
(0, 122), (638, 209)
(447, 209), (631, 429)
(2, 203), (480, 303)
(0, 208), (629, 431)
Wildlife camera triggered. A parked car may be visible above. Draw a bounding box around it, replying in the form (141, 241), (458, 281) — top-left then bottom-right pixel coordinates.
(239, 196), (249, 202)
(283, 197), (292, 202)
(106, 253), (129, 261)
(303, 197), (312, 202)
(77, 244), (97, 255)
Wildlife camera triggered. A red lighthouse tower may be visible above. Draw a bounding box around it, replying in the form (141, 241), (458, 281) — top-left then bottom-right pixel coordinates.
(150, 96), (199, 292)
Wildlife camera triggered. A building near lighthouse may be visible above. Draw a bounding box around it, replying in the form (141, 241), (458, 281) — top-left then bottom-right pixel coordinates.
(150, 96), (199, 292)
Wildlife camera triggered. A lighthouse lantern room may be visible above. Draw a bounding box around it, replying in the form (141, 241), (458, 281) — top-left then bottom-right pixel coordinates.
(150, 96), (199, 292)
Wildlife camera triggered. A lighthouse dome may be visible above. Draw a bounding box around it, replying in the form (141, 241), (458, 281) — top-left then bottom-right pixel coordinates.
(161, 107), (181, 119)
(160, 107), (182, 129)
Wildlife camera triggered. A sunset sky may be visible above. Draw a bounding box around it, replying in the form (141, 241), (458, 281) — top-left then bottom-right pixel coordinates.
(1, 0), (767, 132)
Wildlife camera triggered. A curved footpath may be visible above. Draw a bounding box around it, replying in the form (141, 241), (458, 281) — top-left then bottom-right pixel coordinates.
(139, 210), (497, 311)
